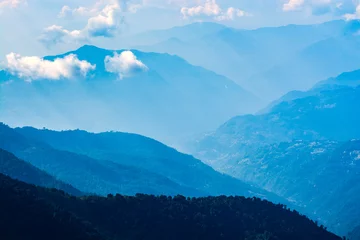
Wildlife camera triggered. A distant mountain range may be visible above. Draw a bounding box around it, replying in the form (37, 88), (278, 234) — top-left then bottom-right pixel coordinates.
(0, 45), (259, 144)
(189, 70), (360, 236)
(132, 20), (360, 101)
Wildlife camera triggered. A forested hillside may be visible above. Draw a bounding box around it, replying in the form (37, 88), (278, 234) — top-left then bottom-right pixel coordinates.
(0, 173), (341, 240)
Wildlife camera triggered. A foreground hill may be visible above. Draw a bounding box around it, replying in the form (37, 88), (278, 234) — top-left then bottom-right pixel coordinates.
(0, 45), (259, 144)
(0, 173), (341, 240)
(0, 148), (82, 196)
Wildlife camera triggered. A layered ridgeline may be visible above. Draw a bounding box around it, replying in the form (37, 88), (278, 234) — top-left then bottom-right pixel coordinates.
(0, 173), (342, 240)
(0, 122), (277, 199)
(132, 20), (360, 101)
(190, 74), (360, 236)
(0, 148), (82, 196)
(0, 45), (259, 144)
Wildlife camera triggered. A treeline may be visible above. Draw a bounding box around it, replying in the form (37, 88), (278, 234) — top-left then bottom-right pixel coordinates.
(0, 173), (341, 240)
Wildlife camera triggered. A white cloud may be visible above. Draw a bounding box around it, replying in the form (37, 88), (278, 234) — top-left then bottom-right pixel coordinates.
(104, 51), (148, 79)
(40, 0), (124, 47)
(344, 3), (360, 20)
(5, 53), (95, 81)
(86, 2), (124, 37)
(283, 0), (305, 11)
(215, 7), (249, 21)
(0, 0), (25, 9)
(38, 25), (87, 48)
(181, 0), (249, 21)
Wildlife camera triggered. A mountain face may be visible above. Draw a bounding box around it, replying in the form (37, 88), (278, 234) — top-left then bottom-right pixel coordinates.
(189, 83), (360, 235)
(0, 173), (341, 240)
(0, 123), (204, 196)
(192, 86), (360, 157)
(0, 148), (82, 196)
(0, 123), (275, 199)
(0, 45), (259, 144)
(133, 20), (360, 101)
(349, 225), (360, 240)
(197, 140), (360, 235)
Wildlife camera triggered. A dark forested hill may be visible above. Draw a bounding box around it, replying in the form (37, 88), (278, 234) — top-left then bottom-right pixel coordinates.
(0, 148), (82, 196)
(0, 173), (341, 240)
(0, 174), (105, 240)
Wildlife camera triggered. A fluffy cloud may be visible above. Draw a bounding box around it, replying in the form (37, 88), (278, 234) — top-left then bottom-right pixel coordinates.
(283, 0), (305, 11)
(0, 0), (25, 9)
(5, 53), (95, 80)
(38, 25), (86, 48)
(40, 0), (124, 47)
(181, 0), (249, 21)
(104, 51), (148, 79)
(344, 4), (360, 20)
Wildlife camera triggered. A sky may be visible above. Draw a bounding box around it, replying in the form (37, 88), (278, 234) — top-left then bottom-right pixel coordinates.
(0, 0), (359, 62)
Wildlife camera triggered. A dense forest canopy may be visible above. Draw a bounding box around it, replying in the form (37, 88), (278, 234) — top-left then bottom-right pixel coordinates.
(0, 173), (342, 240)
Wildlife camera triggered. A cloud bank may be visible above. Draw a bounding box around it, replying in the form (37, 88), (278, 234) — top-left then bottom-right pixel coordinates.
(105, 51), (148, 79)
(5, 53), (95, 80)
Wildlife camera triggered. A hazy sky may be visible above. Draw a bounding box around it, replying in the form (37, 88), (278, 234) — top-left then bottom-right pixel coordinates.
(0, 0), (359, 60)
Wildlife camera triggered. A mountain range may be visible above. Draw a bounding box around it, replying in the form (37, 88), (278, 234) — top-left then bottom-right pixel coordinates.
(132, 20), (360, 101)
(0, 45), (259, 145)
(189, 70), (360, 236)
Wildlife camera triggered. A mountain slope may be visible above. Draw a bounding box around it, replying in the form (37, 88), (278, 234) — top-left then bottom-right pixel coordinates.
(0, 173), (341, 240)
(192, 86), (360, 160)
(195, 140), (360, 235)
(190, 84), (360, 235)
(0, 123), (275, 199)
(0, 45), (258, 144)
(13, 125), (275, 199)
(0, 148), (82, 196)
(0, 123), (204, 196)
(134, 20), (360, 101)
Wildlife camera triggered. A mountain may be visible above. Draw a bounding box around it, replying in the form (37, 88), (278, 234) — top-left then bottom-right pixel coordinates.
(0, 148), (82, 196)
(0, 173), (342, 240)
(0, 45), (259, 144)
(0, 122), (275, 198)
(260, 68), (360, 114)
(315, 68), (360, 88)
(192, 86), (360, 158)
(0, 123), (204, 196)
(189, 83), (360, 235)
(196, 140), (360, 235)
(349, 225), (360, 240)
(123, 22), (227, 46)
(133, 20), (360, 101)
(248, 33), (360, 100)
